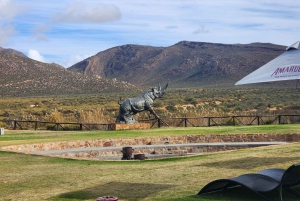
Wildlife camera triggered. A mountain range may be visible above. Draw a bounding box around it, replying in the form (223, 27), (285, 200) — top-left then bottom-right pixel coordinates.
(0, 52), (136, 97)
(0, 47), (26, 58)
(0, 41), (290, 97)
(68, 41), (286, 88)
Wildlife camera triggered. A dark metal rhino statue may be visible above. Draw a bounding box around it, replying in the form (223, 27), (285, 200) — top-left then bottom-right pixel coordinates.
(115, 82), (168, 124)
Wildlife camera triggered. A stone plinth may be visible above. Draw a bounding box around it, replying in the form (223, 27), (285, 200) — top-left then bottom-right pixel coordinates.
(111, 123), (150, 130)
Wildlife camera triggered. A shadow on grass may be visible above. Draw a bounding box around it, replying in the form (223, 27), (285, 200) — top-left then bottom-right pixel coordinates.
(199, 156), (300, 169)
(50, 182), (176, 201)
(164, 186), (300, 201)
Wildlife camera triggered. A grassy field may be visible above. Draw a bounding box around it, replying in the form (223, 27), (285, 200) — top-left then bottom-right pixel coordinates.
(1, 125), (300, 201)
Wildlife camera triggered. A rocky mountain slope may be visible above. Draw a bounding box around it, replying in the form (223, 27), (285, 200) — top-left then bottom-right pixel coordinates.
(68, 41), (287, 88)
(0, 47), (26, 58)
(0, 52), (136, 97)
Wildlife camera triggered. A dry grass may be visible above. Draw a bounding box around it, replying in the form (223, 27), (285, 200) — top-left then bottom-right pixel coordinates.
(22, 108), (110, 123)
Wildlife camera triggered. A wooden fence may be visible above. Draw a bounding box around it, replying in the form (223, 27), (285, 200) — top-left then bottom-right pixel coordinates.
(3, 114), (300, 131)
(4, 120), (111, 131)
(140, 114), (300, 128)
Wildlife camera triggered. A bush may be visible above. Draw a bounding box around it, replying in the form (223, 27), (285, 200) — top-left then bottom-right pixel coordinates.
(0, 121), (8, 128)
(166, 105), (177, 112)
(153, 101), (163, 107)
(184, 96), (198, 105)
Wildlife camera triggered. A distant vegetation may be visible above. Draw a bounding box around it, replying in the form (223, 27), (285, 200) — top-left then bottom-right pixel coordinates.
(1, 87), (300, 126)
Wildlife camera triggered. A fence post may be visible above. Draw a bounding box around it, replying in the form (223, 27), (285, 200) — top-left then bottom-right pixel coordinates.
(34, 121), (38, 130)
(13, 120), (17, 130)
(257, 116), (260, 125)
(158, 119), (161, 128)
(208, 117), (211, 127)
(184, 118), (187, 127)
(80, 123), (83, 130)
(278, 115), (281, 124)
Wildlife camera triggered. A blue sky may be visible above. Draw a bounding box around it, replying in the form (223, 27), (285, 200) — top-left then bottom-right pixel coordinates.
(1, 0), (300, 67)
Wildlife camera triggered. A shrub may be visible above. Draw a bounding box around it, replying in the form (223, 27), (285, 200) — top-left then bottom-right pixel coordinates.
(153, 101), (163, 107)
(166, 105), (177, 112)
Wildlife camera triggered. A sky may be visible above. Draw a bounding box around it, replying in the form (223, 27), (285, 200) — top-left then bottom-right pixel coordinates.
(1, 0), (300, 68)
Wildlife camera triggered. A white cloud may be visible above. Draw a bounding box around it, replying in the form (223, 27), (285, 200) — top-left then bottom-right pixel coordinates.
(52, 1), (121, 23)
(60, 54), (92, 68)
(0, 25), (16, 45)
(193, 25), (209, 35)
(0, 0), (27, 46)
(0, 0), (27, 21)
(31, 24), (50, 41)
(27, 49), (47, 62)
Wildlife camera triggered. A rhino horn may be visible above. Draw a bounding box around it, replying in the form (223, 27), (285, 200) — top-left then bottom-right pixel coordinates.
(161, 82), (169, 92)
(158, 83), (161, 91)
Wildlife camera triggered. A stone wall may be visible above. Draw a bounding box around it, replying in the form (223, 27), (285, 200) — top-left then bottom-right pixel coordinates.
(1, 133), (299, 154)
(50, 146), (250, 159)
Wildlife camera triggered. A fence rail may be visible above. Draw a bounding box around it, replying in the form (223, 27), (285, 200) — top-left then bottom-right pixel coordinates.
(140, 114), (300, 128)
(3, 120), (111, 131)
(3, 114), (300, 131)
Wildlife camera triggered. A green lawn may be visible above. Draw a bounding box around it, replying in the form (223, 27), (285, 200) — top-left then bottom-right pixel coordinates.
(1, 125), (300, 201)
(1, 124), (300, 146)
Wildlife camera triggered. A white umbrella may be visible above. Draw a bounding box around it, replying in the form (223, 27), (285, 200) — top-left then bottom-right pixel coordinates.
(235, 40), (300, 85)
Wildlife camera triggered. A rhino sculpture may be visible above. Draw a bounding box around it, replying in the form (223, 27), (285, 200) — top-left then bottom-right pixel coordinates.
(115, 82), (168, 124)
